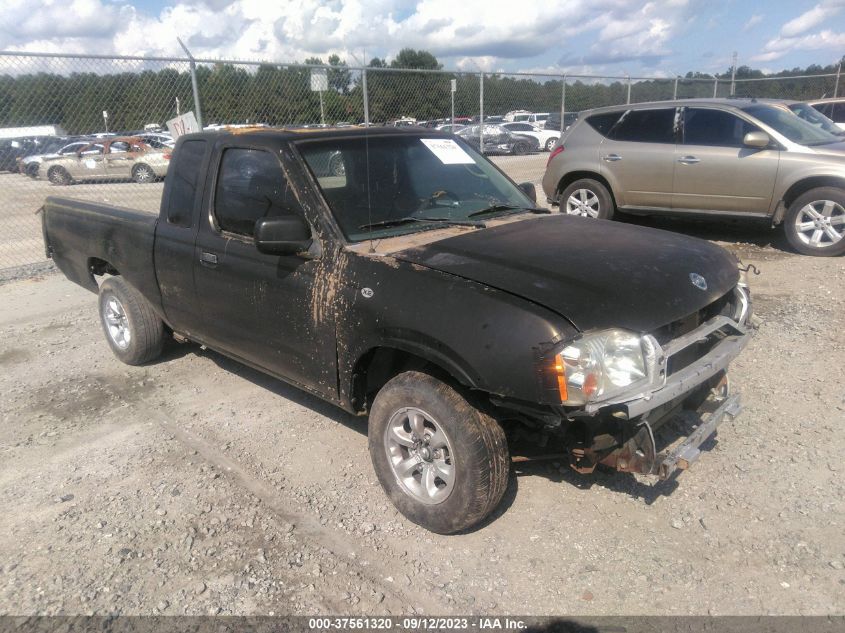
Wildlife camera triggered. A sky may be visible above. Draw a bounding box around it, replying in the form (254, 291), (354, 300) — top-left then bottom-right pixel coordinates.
(0, 0), (844, 77)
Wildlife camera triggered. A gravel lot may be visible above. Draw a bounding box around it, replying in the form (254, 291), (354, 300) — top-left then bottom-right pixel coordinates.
(1, 154), (844, 617)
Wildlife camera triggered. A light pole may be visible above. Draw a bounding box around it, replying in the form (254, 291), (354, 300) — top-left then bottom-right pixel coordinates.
(103, 110), (109, 134)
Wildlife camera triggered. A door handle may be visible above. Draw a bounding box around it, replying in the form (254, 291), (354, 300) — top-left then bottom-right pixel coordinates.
(602, 154), (622, 162)
(200, 251), (218, 267)
(678, 156), (700, 164)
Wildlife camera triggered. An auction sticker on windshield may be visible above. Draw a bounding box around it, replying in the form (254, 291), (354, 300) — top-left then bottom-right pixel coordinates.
(420, 138), (475, 164)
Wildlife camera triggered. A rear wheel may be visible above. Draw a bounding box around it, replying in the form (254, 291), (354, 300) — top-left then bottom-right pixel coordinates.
(98, 277), (164, 365)
(47, 166), (72, 186)
(784, 187), (845, 256)
(132, 163), (155, 184)
(559, 178), (614, 220)
(512, 141), (529, 155)
(544, 137), (559, 151)
(25, 162), (40, 178)
(369, 371), (510, 534)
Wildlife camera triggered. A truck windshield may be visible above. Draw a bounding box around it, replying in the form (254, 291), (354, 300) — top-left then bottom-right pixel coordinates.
(298, 135), (536, 242)
(742, 104), (841, 146)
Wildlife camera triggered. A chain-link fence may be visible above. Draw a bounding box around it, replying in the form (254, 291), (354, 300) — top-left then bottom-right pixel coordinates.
(0, 50), (841, 274)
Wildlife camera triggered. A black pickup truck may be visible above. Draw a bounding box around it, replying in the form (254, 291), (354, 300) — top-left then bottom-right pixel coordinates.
(42, 127), (753, 533)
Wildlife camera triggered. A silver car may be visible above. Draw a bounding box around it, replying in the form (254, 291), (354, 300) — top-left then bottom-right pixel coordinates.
(42, 136), (170, 185)
(542, 98), (845, 256)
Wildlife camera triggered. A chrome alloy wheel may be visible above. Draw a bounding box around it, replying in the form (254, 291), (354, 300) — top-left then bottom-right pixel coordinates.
(565, 188), (600, 217)
(104, 296), (131, 349)
(384, 407), (455, 505)
(794, 200), (845, 248)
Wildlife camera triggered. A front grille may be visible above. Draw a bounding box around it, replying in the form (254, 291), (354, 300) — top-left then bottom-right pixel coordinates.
(651, 290), (738, 376)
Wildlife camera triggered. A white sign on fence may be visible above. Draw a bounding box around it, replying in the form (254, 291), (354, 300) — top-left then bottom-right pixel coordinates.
(166, 111), (200, 139)
(451, 79), (456, 93)
(310, 68), (328, 92)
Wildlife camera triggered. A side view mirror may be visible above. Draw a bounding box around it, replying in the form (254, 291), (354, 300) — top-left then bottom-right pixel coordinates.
(518, 182), (537, 203)
(743, 131), (771, 149)
(254, 215), (312, 255)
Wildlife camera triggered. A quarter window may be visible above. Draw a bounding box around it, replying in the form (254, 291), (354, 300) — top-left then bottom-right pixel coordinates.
(165, 139), (207, 228)
(683, 108), (758, 147)
(586, 111), (623, 136)
(214, 148), (301, 237)
(609, 108), (677, 143)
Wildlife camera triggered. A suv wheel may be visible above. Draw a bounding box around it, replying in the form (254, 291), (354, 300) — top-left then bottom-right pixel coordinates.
(784, 187), (845, 256)
(369, 371), (510, 534)
(560, 178), (614, 220)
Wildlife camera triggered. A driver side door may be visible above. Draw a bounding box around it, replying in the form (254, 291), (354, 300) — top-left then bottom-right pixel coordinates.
(192, 141), (337, 398)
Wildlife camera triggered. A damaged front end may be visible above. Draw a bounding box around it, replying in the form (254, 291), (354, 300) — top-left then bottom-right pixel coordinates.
(549, 283), (755, 480)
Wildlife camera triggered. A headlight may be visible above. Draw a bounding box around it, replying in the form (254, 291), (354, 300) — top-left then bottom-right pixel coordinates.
(554, 329), (649, 405)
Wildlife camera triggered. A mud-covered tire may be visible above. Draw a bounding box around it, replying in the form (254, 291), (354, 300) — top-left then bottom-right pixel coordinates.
(558, 177), (615, 220)
(98, 277), (164, 365)
(132, 163), (155, 184)
(47, 166), (72, 186)
(369, 371), (510, 534)
(783, 187), (845, 257)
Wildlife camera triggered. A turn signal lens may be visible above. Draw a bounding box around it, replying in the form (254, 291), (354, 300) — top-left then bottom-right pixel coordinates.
(554, 353), (568, 402)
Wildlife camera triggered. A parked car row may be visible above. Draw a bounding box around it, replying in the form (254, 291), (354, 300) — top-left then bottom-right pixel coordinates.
(1, 130), (176, 184)
(542, 97), (845, 257)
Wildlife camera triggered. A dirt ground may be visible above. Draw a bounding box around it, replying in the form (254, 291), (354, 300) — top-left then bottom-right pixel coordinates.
(1, 162), (844, 616)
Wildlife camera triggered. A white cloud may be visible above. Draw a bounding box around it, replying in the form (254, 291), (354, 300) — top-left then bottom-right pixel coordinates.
(781, 1), (844, 37)
(750, 0), (845, 63)
(743, 14), (763, 32)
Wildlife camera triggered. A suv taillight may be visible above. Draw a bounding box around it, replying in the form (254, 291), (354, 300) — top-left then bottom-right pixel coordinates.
(163, 152), (172, 160)
(547, 145), (564, 165)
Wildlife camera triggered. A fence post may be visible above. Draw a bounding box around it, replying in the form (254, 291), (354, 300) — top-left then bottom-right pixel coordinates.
(560, 75), (567, 134)
(479, 71), (484, 154)
(361, 68), (369, 126)
(673, 76), (678, 100)
(626, 74), (631, 104)
(836, 64), (841, 98)
(177, 38), (203, 129)
(713, 78), (718, 98)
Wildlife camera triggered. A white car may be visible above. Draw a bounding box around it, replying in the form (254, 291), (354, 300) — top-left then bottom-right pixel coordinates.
(500, 122), (559, 151)
(503, 110), (533, 122)
(526, 112), (550, 128)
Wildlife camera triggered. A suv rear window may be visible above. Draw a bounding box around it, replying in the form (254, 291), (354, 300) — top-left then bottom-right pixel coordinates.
(586, 112), (623, 136)
(609, 108), (677, 143)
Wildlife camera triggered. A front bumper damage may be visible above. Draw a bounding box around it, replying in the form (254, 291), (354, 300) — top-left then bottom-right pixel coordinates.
(570, 312), (753, 480)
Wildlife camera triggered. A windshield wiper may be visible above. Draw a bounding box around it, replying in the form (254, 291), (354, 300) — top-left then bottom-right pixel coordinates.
(468, 203), (550, 218)
(359, 216), (486, 231)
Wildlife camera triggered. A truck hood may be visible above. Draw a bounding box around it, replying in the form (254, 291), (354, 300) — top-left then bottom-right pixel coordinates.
(393, 215), (739, 333)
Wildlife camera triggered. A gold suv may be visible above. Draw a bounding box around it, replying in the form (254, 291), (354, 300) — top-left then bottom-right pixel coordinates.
(542, 98), (845, 256)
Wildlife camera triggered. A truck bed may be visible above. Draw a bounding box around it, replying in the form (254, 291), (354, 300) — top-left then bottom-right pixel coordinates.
(42, 196), (163, 314)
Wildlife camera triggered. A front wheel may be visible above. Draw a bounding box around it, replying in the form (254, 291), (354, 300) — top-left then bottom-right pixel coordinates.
(98, 277), (164, 365)
(559, 178), (614, 220)
(369, 371), (510, 534)
(783, 187), (845, 256)
(512, 142), (529, 155)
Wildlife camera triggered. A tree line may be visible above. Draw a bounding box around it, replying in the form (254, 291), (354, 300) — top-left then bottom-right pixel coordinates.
(0, 49), (843, 135)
